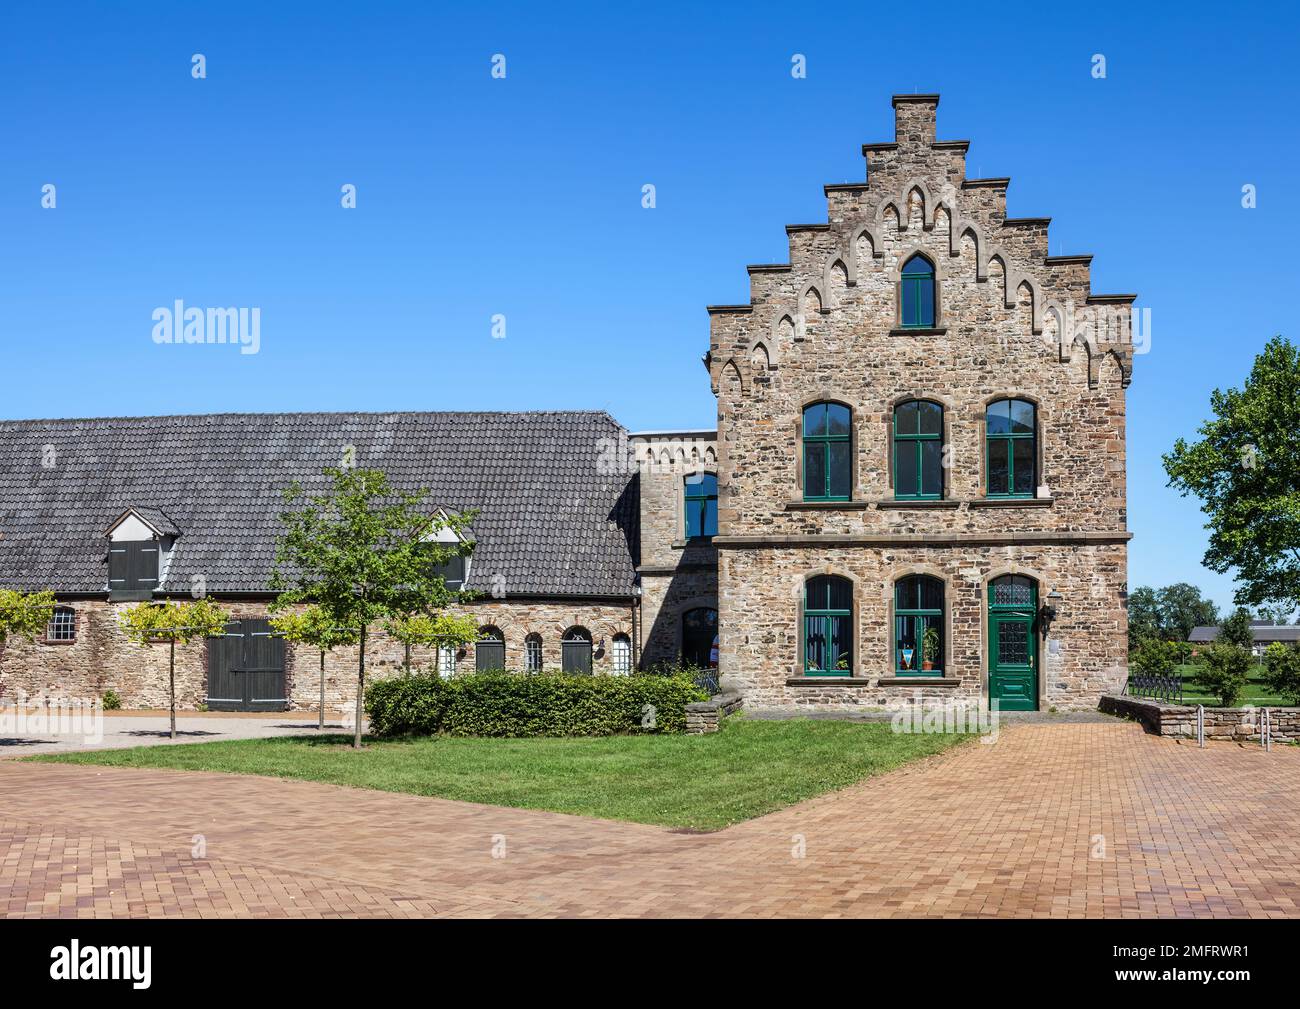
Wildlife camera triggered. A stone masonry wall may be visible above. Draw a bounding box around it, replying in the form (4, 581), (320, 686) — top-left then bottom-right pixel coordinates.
(723, 543), (1126, 711)
(707, 95), (1133, 709)
(0, 597), (633, 713)
(633, 432), (719, 669)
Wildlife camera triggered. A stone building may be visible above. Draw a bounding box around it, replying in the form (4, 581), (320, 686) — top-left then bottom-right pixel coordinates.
(0, 94), (1131, 714)
(706, 94), (1134, 711)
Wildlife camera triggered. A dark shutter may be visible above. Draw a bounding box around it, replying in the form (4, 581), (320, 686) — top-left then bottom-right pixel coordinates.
(476, 639), (505, 672)
(132, 542), (159, 587)
(562, 640), (592, 675)
(108, 545), (129, 590)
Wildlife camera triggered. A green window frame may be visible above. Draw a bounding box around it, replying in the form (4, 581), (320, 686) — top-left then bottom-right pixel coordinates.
(802, 402), (852, 501)
(684, 472), (718, 540)
(893, 399), (944, 499)
(894, 575), (944, 676)
(900, 254), (936, 328)
(803, 575), (852, 676)
(985, 398), (1036, 498)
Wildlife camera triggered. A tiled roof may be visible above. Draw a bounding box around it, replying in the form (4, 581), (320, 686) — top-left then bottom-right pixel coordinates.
(0, 411), (639, 598)
(1188, 625), (1300, 643)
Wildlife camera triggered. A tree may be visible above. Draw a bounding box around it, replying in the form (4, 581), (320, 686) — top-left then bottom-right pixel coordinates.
(385, 612), (479, 675)
(0, 589), (56, 646)
(120, 598), (230, 738)
(1192, 607), (1253, 707)
(270, 467), (474, 749)
(1126, 586), (1161, 650)
(1127, 583), (1218, 650)
(269, 605), (360, 730)
(1164, 336), (1300, 613)
(1155, 583), (1219, 643)
(1261, 642), (1300, 706)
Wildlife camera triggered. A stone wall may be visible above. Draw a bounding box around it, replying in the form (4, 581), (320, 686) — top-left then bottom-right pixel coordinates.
(684, 691), (743, 734)
(723, 543), (1126, 711)
(1100, 694), (1300, 743)
(0, 596), (634, 713)
(706, 94), (1132, 710)
(633, 431), (719, 669)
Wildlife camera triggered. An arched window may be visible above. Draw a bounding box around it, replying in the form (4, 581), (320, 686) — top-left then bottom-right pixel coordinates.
(986, 398), (1036, 497)
(802, 402), (852, 501)
(681, 607), (718, 668)
(803, 575), (852, 675)
(900, 254), (936, 328)
(611, 633), (632, 676)
(561, 626), (593, 675)
(524, 633), (543, 673)
(46, 606), (76, 643)
(894, 575), (944, 675)
(475, 626), (505, 672)
(437, 645), (457, 678)
(684, 473), (718, 540)
(894, 399), (944, 499)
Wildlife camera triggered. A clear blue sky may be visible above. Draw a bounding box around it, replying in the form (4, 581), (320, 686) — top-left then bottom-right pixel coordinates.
(1, 1), (1295, 612)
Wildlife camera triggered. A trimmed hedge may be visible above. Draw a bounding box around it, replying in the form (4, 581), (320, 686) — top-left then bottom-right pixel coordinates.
(365, 671), (708, 738)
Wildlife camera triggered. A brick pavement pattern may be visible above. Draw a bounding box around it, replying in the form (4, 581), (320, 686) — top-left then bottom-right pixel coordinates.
(2, 722), (1298, 918)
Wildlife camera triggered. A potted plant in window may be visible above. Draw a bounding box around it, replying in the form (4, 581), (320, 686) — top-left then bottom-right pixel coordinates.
(921, 626), (940, 671)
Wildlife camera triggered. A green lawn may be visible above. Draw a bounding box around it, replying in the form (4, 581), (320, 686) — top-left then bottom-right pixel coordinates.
(29, 717), (972, 830)
(1176, 663), (1288, 707)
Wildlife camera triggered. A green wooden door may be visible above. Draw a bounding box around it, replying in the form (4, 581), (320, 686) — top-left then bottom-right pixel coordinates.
(988, 577), (1038, 711)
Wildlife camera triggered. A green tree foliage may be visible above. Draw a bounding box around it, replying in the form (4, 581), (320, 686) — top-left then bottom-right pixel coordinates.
(385, 612), (480, 674)
(1130, 638), (1177, 680)
(270, 605), (360, 729)
(269, 467), (475, 748)
(119, 598), (230, 738)
(1127, 583), (1219, 650)
(1192, 607), (1255, 706)
(0, 589), (56, 644)
(1261, 642), (1300, 706)
(1164, 336), (1300, 612)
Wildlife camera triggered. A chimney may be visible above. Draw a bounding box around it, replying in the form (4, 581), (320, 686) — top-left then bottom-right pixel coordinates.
(892, 93), (939, 146)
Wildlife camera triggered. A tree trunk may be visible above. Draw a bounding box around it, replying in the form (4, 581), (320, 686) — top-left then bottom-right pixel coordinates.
(319, 648), (326, 731)
(169, 639), (177, 740)
(354, 624), (366, 749)
(404, 642), (411, 676)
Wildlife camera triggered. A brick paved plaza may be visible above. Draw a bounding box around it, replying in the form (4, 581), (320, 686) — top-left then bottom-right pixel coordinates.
(2, 721), (1298, 918)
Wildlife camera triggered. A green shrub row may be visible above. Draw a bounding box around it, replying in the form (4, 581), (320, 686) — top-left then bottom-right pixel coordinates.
(364, 670), (709, 738)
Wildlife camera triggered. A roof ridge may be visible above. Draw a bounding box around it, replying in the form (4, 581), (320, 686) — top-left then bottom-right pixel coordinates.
(0, 408), (625, 426)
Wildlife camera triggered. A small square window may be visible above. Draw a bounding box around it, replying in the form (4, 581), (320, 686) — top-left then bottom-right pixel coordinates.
(47, 608), (76, 642)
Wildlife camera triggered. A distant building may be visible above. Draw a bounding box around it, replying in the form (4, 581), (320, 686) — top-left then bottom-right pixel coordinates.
(1189, 624), (1300, 657)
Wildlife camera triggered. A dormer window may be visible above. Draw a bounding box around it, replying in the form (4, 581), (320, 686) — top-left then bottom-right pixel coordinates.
(423, 508), (471, 591)
(433, 554), (466, 591)
(104, 507), (177, 601)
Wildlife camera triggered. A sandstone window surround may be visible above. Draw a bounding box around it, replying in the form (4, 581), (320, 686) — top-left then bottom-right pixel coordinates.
(899, 253), (937, 328)
(892, 399), (945, 500)
(801, 401), (853, 502)
(893, 575), (945, 675)
(985, 398), (1037, 498)
(800, 574), (854, 675)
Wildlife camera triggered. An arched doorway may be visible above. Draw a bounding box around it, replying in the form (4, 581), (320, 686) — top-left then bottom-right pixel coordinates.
(988, 575), (1038, 711)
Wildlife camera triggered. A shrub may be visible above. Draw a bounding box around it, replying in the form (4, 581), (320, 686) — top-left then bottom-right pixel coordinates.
(1130, 639), (1177, 679)
(1193, 642), (1252, 707)
(643, 660), (720, 696)
(101, 689), (122, 711)
(365, 670), (707, 738)
(1262, 643), (1300, 706)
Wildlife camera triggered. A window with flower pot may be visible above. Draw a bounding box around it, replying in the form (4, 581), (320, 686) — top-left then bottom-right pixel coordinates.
(894, 575), (944, 675)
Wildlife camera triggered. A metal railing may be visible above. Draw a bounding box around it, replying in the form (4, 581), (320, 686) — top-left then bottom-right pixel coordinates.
(1124, 671), (1184, 704)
